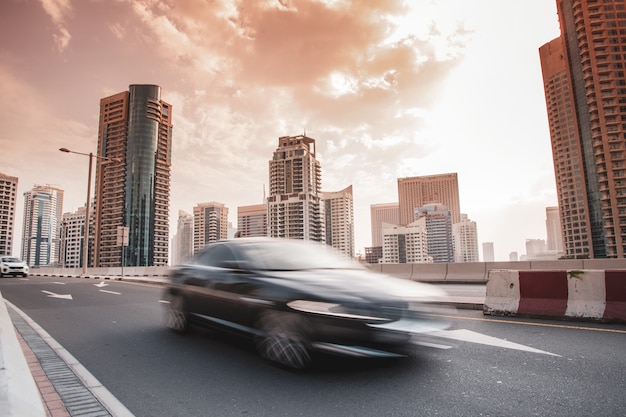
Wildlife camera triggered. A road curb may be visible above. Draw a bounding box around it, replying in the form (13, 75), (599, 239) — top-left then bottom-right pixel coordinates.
(5, 300), (135, 417)
(0, 290), (46, 417)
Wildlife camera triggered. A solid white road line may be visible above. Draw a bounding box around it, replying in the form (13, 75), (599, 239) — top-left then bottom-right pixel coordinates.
(99, 290), (121, 295)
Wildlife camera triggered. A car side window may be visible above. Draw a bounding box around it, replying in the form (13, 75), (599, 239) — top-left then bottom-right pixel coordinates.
(195, 244), (236, 267)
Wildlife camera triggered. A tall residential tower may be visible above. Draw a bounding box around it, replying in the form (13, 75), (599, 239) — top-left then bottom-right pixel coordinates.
(540, 1), (626, 257)
(267, 135), (324, 242)
(322, 185), (354, 258)
(370, 202), (400, 248)
(0, 173), (18, 256)
(172, 210), (193, 265)
(193, 202), (228, 253)
(94, 84), (172, 267)
(21, 185), (64, 266)
(237, 204), (268, 237)
(398, 173), (461, 226)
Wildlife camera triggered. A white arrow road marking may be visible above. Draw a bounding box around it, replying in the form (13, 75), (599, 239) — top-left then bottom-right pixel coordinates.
(429, 329), (561, 357)
(94, 281), (109, 288)
(99, 289), (121, 295)
(41, 290), (73, 300)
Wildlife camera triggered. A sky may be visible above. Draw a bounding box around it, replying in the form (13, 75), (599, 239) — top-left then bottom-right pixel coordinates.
(0, 0), (561, 262)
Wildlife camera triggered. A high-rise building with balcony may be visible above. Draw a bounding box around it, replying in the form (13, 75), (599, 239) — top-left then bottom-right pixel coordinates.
(0, 173), (18, 256)
(193, 202), (228, 253)
(60, 207), (86, 268)
(453, 213), (479, 263)
(322, 185), (354, 258)
(268, 135), (324, 242)
(415, 204), (454, 263)
(21, 184), (64, 266)
(237, 204), (267, 237)
(364, 246), (383, 264)
(539, 1), (626, 258)
(93, 84), (172, 267)
(398, 173), (461, 226)
(381, 219), (430, 264)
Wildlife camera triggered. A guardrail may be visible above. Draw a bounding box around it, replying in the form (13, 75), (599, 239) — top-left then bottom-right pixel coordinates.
(365, 259), (626, 283)
(31, 259), (626, 283)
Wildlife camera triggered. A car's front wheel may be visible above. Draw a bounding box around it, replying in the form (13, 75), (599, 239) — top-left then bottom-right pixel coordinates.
(165, 294), (189, 333)
(255, 311), (312, 370)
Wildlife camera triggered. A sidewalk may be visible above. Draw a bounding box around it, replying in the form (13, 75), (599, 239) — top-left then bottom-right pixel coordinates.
(16, 331), (70, 417)
(2, 277), (483, 417)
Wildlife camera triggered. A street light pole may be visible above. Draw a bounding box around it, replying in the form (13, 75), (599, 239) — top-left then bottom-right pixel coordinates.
(59, 147), (119, 275)
(84, 152), (93, 275)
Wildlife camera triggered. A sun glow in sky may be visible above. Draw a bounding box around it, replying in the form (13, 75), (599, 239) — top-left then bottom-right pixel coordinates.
(0, 0), (561, 261)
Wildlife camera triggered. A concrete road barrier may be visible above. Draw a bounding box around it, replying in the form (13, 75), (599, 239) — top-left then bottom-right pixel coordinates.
(606, 270), (626, 321)
(484, 269), (626, 323)
(517, 270), (569, 317)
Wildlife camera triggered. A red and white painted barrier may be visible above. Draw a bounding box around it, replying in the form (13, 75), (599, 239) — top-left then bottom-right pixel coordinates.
(484, 269), (626, 322)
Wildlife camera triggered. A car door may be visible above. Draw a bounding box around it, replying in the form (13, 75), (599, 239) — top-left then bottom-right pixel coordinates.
(189, 243), (244, 327)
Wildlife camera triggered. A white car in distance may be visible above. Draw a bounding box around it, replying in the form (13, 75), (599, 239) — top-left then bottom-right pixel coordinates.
(0, 256), (29, 277)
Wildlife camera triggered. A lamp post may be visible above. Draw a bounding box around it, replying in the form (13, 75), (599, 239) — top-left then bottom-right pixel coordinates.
(59, 147), (120, 275)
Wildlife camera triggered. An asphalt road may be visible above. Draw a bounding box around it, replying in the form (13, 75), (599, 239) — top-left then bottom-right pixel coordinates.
(2, 276), (625, 417)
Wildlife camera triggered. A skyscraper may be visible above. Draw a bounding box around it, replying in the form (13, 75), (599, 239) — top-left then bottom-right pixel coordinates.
(415, 204), (454, 263)
(0, 173), (18, 256)
(267, 135), (324, 242)
(322, 185), (354, 258)
(482, 242), (495, 262)
(545, 206), (563, 253)
(237, 204), (267, 237)
(94, 84), (172, 267)
(193, 202), (228, 253)
(540, 1), (626, 258)
(453, 213), (479, 263)
(397, 173), (461, 226)
(21, 184), (64, 266)
(370, 202), (400, 247)
(172, 210), (193, 265)
(526, 239), (548, 260)
(60, 207), (86, 268)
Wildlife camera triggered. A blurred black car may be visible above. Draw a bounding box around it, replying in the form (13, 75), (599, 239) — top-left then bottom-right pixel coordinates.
(163, 237), (450, 369)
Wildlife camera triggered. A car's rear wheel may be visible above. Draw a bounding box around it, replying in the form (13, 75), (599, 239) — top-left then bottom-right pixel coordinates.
(165, 294), (189, 333)
(255, 311), (312, 370)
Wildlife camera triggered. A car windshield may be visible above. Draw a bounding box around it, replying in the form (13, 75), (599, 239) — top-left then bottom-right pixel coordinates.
(2, 257), (21, 263)
(236, 239), (363, 271)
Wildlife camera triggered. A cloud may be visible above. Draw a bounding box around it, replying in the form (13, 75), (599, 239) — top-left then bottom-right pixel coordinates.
(1, 0), (559, 260)
(39, 0), (73, 51)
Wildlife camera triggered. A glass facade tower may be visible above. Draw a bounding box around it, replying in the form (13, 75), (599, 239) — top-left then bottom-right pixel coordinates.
(94, 84), (172, 267)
